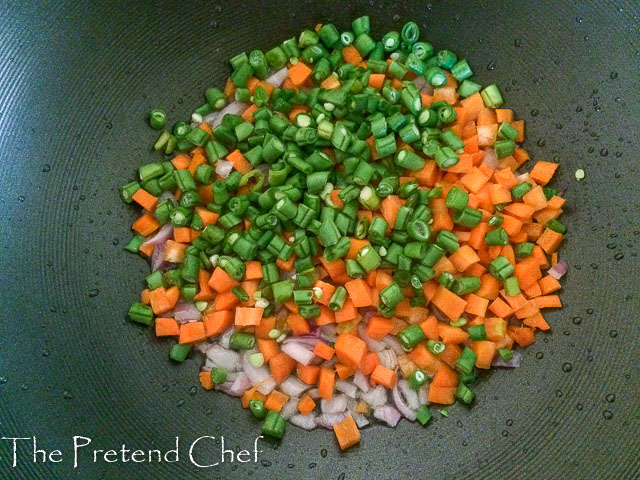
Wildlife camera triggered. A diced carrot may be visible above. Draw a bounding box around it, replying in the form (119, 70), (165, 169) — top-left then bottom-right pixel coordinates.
(297, 363), (320, 384)
(409, 343), (442, 375)
(471, 340), (496, 369)
(419, 315), (439, 341)
(241, 104), (258, 123)
(370, 364), (397, 389)
(335, 363), (354, 380)
(495, 108), (514, 123)
(380, 195), (402, 229)
(287, 313), (310, 336)
(179, 321), (206, 344)
(255, 316), (276, 340)
(265, 390), (289, 413)
(366, 317), (394, 341)
(437, 323), (470, 344)
(241, 389), (266, 409)
(464, 293), (489, 317)
(334, 333), (367, 369)
(333, 415), (361, 451)
(485, 317), (507, 341)
(243, 261), (263, 281)
(288, 62), (312, 87)
(449, 245), (480, 272)
(507, 326), (536, 347)
(199, 371), (214, 390)
(536, 228), (563, 254)
(523, 312), (551, 331)
(431, 286), (468, 321)
(155, 317), (180, 337)
(476, 273), (501, 300)
(344, 278), (375, 307)
(313, 342), (335, 361)
(214, 291), (239, 311)
(298, 394), (316, 415)
(316, 305), (336, 326)
(208, 266), (239, 293)
(432, 365), (459, 387)
(203, 310), (234, 337)
(132, 213), (160, 236)
(235, 307), (264, 327)
(342, 45), (363, 65)
(346, 238), (370, 260)
(226, 149), (252, 174)
(514, 256), (543, 289)
(538, 275), (562, 295)
(488, 297), (514, 318)
(335, 298), (358, 322)
(269, 352), (297, 384)
(438, 343), (462, 369)
(132, 189), (158, 212)
(320, 75), (341, 89)
(318, 366), (335, 402)
(533, 295), (562, 309)
(427, 385), (456, 405)
(313, 280), (336, 306)
(529, 161), (558, 186)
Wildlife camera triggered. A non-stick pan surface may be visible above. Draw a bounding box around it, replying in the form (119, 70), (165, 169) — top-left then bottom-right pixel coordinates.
(1, 1), (638, 478)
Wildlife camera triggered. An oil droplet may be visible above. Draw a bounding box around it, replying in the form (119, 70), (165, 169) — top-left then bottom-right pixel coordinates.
(600, 148), (609, 156)
(42, 164), (51, 172)
(189, 386), (197, 396)
(555, 389), (563, 397)
(586, 308), (594, 314)
(486, 61), (496, 71)
(576, 403), (583, 411)
(609, 330), (618, 338)
(563, 330), (571, 336)
(309, 462), (317, 469)
(21, 383), (28, 390)
(535, 352), (544, 360)
(555, 123), (563, 129)
(261, 460), (272, 467)
(42, 349), (50, 357)
(530, 108), (539, 116)
(112, 238), (119, 246)
(536, 138), (546, 147)
(572, 317), (582, 325)
(88, 289), (99, 298)
(602, 410), (613, 420)
(610, 71), (618, 79)
(18, 195), (25, 202)
(576, 105), (583, 112)
(206, 408), (213, 415)
(506, 419), (513, 426)
(161, 384), (169, 392)
(320, 448), (328, 458)
(514, 38), (523, 47)
(0, 376), (7, 384)
(606, 394), (616, 403)
(562, 362), (573, 372)
(614, 252), (624, 260)
(501, 430), (508, 437)
(176, 399), (185, 407)
(63, 390), (74, 399)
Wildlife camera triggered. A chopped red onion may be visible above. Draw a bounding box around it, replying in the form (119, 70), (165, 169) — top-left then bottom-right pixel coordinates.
(280, 376), (310, 397)
(306, 388), (320, 399)
(218, 327), (235, 349)
(319, 324), (338, 342)
(360, 385), (387, 408)
(492, 350), (522, 368)
(280, 398), (300, 421)
(315, 412), (348, 429)
(392, 380), (418, 421)
(352, 413), (370, 428)
(142, 222), (174, 248)
(373, 405), (402, 427)
(174, 301), (202, 323)
(361, 309), (378, 324)
(335, 379), (358, 398)
(266, 67), (289, 87)
(482, 148), (499, 171)
(151, 242), (168, 272)
(290, 413), (318, 431)
(281, 340), (316, 366)
(382, 335), (405, 355)
(215, 159), (234, 178)
(352, 370), (370, 393)
(377, 349), (397, 370)
(205, 344), (240, 372)
(221, 373), (251, 397)
(548, 260), (568, 280)
(321, 394), (348, 414)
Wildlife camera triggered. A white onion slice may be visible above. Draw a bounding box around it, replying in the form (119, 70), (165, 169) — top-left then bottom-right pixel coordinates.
(266, 67), (289, 87)
(290, 413), (318, 431)
(482, 148), (499, 171)
(548, 260), (568, 280)
(205, 344), (240, 372)
(321, 394), (347, 414)
(373, 405), (402, 427)
(315, 412), (348, 429)
(215, 159), (234, 178)
(335, 379), (358, 399)
(280, 376), (310, 397)
(360, 385), (387, 408)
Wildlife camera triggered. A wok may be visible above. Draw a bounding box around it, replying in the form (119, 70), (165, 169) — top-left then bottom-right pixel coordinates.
(0, 1), (638, 478)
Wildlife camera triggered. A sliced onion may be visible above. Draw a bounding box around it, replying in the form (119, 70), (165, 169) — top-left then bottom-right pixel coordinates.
(280, 376), (310, 397)
(280, 398), (300, 421)
(321, 394), (347, 414)
(335, 379), (358, 398)
(306, 388), (320, 399)
(205, 344), (240, 372)
(174, 301), (202, 323)
(352, 413), (370, 428)
(417, 383), (430, 405)
(290, 413), (317, 430)
(219, 327), (235, 349)
(315, 412), (348, 429)
(361, 309), (378, 324)
(392, 384), (416, 421)
(357, 323), (385, 352)
(492, 349), (522, 368)
(142, 222), (174, 247)
(360, 385), (387, 408)
(319, 324), (338, 342)
(548, 260), (568, 280)
(151, 242), (167, 272)
(205, 102), (249, 129)
(382, 335), (405, 355)
(373, 405), (402, 427)
(242, 353), (276, 394)
(378, 349), (397, 370)
(281, 341), (316, 366)
(482, 148), (499, 171)
(352, 370), (370, 393)
(215, 159), (234, 178)
(266, 67), (289, 87)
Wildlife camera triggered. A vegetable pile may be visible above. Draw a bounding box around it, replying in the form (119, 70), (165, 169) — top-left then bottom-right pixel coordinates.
(121, 16), (568, 450)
